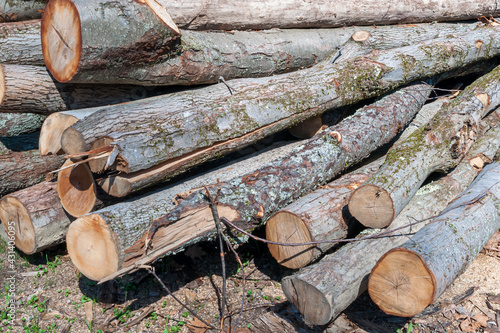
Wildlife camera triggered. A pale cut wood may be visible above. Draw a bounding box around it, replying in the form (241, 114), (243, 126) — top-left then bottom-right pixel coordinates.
(0, 64), (148, 115)
(0, 181), (72, 254)
(281, 111), (500, 325)
(0, 19), (44, 65)
(57, 159), (96, 217)
(65, 26), (500, 197)
(41, 7), (485, 86)
(369, 161), (500, 317)
(155, 0), (500, 30)
(0, 149), (64, 196)
(0, 0), (45, 22)
(0, 112), (45, 136)
(41, 0), (179, 83)
(0, 140), (8, 154)
(66, 139), (308, 281)
(348, 63), (500, 228)
(94, 78), (435, 283)
(267, 98), (447, 268)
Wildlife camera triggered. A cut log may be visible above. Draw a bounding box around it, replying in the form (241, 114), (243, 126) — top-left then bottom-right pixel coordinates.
(57, 159), (96, 218)
(348, 63), (500, 229)
(281, 111), (500, 325)
(0, 64), (148, 115)
(41, 0), (180, 83)
(0, 19), (44, 65)
(369, 160), (500, 317)
(0, 112), (45, 136)
(0, 181), (72, 254)
(63, 26), (500, 197)
(66, 139), (307, 281)
(0, 149), (64, 196)
(41, 12), (485, 86)
(267, 98), (448, 269)
(0, 0), (45, 22)
(73, 77), (435, 282)
(151, 0), (500, 30)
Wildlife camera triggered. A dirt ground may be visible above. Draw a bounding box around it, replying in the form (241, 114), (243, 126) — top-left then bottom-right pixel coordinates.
(1, 226), (500, 333)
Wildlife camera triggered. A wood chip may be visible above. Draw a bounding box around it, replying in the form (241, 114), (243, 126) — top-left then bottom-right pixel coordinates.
(84, 301), (93, 324)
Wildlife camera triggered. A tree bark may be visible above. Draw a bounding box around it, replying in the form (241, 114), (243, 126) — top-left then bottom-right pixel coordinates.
(0, 181), (72, 254)
(369, 160), (500, 317)
(65, 139), (307, 281)
(0, 112), (45, 136)
(154, 0), (500, 30)
(39, 9), (482, 86)
(70, 78), (435, 282)
(62, 27), (500, 198)
(348, 64), (500, 229)
(0, 149), (64, 196)
(266, 98), (448, 269)
(0, 0), (45, 22)
(0, 64), (148, 115)
(281, 112), (500, 325)
(0, 19), (44, 65)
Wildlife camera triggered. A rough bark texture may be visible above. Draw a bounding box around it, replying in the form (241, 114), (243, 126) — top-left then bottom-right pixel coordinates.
(41, 0), (179, 83)
(0, 0), (45, 22)
(0, 64), (148, 115)
(0, 19), (43, 65)
(0, 149), (64, 196)
(369, 161), (500, 317)
(64, 26), (500, 196)
(266, 98), (447, 269)
(0, 112), (45, 136)
(87, 80), (434, 283)
(281, 112), (500, 325)
(154, 0), (500, 30)
(66, 139), (307, 281)
(0, 181), (72, 254)
(349, 64), (500, 228)
(39, 19), (481, 85)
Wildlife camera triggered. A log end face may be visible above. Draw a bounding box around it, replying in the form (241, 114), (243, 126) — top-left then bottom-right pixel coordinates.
(368, 248), (436, 317)
(288, 115), (323, 139)
(88, 137), (114, 173)
(66, 214), (120, 281)
(282, 277), (332, 326)
(348, 184), (394, 228)
(266, 211), (314, 269)
(39, 113), (79, 155)
(0, 196), (36, 254)
(57, 160), (96, 217)
(0, 64), (5, 106)
(41, 0), (81, 83)
(61, 126), (87, 155)
(97, 176), (131, 198)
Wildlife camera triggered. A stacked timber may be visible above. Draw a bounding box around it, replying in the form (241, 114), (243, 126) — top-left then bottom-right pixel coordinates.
(1, 1), (500, 329)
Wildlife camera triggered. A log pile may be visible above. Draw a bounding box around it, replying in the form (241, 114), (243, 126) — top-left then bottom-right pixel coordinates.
(1, 0), (500, 327)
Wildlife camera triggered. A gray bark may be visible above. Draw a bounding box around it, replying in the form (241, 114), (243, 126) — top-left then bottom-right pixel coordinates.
(0, 19), (43, 65)
(65, 26), (500, 197)
(369, 160), (500, 317)
(0, 112), (45, 136)
(0, 0), (45, 22)
(155, 0), (500, 30)
(281, 111), (500, 325)
(349, 63), (500, 228)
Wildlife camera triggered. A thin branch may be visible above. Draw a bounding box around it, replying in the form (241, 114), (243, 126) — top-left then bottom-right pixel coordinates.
(204, 185), (227, 330)
(223, 236), (246, 333)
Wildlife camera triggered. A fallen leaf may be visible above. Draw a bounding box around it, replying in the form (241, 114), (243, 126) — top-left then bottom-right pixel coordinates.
(460, 317), (481, 332)
(186, 317), (211, 333)
(476, 93), (491, 110)
(473, 314), (489, 327)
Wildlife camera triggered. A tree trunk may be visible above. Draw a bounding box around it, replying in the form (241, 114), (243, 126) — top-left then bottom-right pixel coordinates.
(0, 112), (45, 136)
(348, 64), (500, 229)
(41, 0), (180, 83)
(0, 149), (64, 196)
(266, 98), (448, 269)
(0, 64), (148, 115)
(70, 77), (435, 282)
(0, 181), (72, 254)
(155, 0), (500, 30)
(63, 27), (500, 198)
(39, 6), (482, 86)
(0, 19), (44, 65)
(65, 139), (307, 281)
(0, 0), (45, 22)
(369, 160), (500, 317)
(281, 112), (500, 325)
